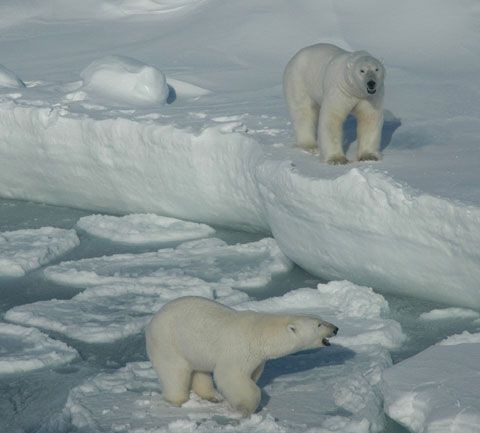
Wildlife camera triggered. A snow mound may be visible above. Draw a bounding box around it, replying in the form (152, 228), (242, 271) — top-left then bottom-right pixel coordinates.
(43, 237), (292, 289)
(76, 213), (215, 245)
(75, 55), (169, 107)
(0, 64), (25, 89)
(0, 323), (78, 374)
(47, 348), (392, 432)
(0, 227), (79, 278)
(238, 281), (406, 350)
(5, 276), (247, 343)
(419, 307), (480, 321)
(382, 332), (480, 433)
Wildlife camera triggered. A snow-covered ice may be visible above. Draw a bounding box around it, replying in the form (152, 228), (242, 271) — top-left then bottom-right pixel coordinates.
(0, 227), (79, 277)
(43, 237), (292, 290)
(382, 331), (480, 433)
(76, 213), (215, 244)
(0, 1), (478, 307)
(43, 281), (403, 433)
(419, 307), (480, 321)
(5, 276), (247, 343)
(0, 323), (78, 374)
(74, 55), (169, 107)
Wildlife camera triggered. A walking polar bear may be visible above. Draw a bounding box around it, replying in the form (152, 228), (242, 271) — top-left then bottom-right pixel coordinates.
(284, 43), (385, 164)
(146, 296), (338, 416)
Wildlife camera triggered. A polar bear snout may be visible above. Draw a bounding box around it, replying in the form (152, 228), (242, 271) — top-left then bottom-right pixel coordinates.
(367, 79), (376, 93)
(318, 321), (339, 347)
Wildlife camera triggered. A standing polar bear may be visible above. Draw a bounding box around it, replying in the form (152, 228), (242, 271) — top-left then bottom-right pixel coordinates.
(146, 296), (338, 416)
(284, 43), (385, 164)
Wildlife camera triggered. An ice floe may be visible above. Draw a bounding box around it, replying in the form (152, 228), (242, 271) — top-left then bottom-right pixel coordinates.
(382, 331), (480, 433)
(5, 276), (247, 343)
(238, 281), (406, 351)
(419, 307), (480, 321)
(0, 227), (79, 278)
(43, 237), (292, 289)
(0, 323), (78, 374)
(76, 213), (215, 245)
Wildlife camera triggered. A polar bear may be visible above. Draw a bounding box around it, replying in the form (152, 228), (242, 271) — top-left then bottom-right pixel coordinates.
(283, 43), (385, 164)
(145, 296), (338, 416)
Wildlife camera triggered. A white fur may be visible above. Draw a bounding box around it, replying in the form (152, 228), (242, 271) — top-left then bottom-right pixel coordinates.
(283, 43), (385, 164)
(145, 296), (337, 416)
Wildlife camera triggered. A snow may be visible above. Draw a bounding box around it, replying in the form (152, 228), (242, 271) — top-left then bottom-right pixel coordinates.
(0, 0), (477, 307)
(42, 282), (403, 433)
(382, 332), (480, 433)
(43, 237), (292, 290)
(419, 307), (480, 321)
(76, 213), (215, 244)
(73, 55), (169, 107)
(0, 227), (79, 277)
(5, 277), (247, 343)
(0, 64), (25, 89)
(0, 323), (78, 374)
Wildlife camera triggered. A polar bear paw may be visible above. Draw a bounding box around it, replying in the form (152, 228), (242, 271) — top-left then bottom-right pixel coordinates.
(327, 154), (349, 165)
(358, 152), (380, 162)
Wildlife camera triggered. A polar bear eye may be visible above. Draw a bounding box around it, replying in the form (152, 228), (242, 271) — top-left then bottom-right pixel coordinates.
(360, 69), (365, 73)
(375, 68), (379, 72)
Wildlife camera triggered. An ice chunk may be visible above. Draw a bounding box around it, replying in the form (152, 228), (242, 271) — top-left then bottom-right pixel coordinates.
(78, 55), (169, 106)
(76, 213), (215, 245)
(0, 227), (80, 277)
(382, 332), (480, 433)
(5, 276), (248, 343)
(0, 64), (25, 89)
(238, 281), (406, 350)
(419, 307), (480, 321)
(44, 237), (292, 289)
(0, 323), (77, 374)
(46, 348), (392, 433)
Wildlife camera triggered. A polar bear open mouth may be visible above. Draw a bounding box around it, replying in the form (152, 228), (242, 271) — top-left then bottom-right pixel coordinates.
(367, 88), (376, 94)
(322, 337), (331, 346)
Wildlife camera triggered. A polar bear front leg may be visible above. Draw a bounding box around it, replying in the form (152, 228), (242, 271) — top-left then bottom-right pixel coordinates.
(251, 362), (265, 383)
(318, 96), (353, 164)
(354, 100), (384, 161)
(192, 371), (220, 402)
(214, 364), (261, 416)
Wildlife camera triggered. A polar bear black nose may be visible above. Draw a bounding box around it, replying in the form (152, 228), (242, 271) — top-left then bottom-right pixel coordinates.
(332, 326), (338, 335)
(367, 80), (376, 89)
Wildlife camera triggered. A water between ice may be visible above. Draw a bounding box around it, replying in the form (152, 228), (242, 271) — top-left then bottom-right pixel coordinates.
(1, 199), (478, 433)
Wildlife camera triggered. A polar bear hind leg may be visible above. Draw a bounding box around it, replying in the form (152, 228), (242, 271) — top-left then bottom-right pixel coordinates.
(214, 363), (261, 416)
(191, 371), (220, 402)
(354, 100), (383, 161)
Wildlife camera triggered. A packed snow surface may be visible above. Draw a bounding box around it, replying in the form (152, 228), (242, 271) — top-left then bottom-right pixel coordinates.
(45, 281), (403, 433)
(0, 64), (25, 89)
(0, 323), (78, 374)
(74, 55), (169, 107)
(76, 213), (215, 244)
(43, 237), (292, 289)
(382, 331), (480, 433)
(0, 227), (79, 277)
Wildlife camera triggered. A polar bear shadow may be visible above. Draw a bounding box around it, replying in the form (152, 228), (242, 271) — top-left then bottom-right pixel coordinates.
(257, 345), (355, 409)
(343, 111), (402, 154)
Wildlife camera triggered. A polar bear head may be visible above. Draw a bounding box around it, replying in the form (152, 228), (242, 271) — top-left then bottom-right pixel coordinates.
(281, 315), (338, 355)
(345, 51), (385, 98)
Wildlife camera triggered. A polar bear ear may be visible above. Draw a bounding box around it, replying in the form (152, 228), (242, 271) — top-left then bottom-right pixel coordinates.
(287, 324), (296, 334)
